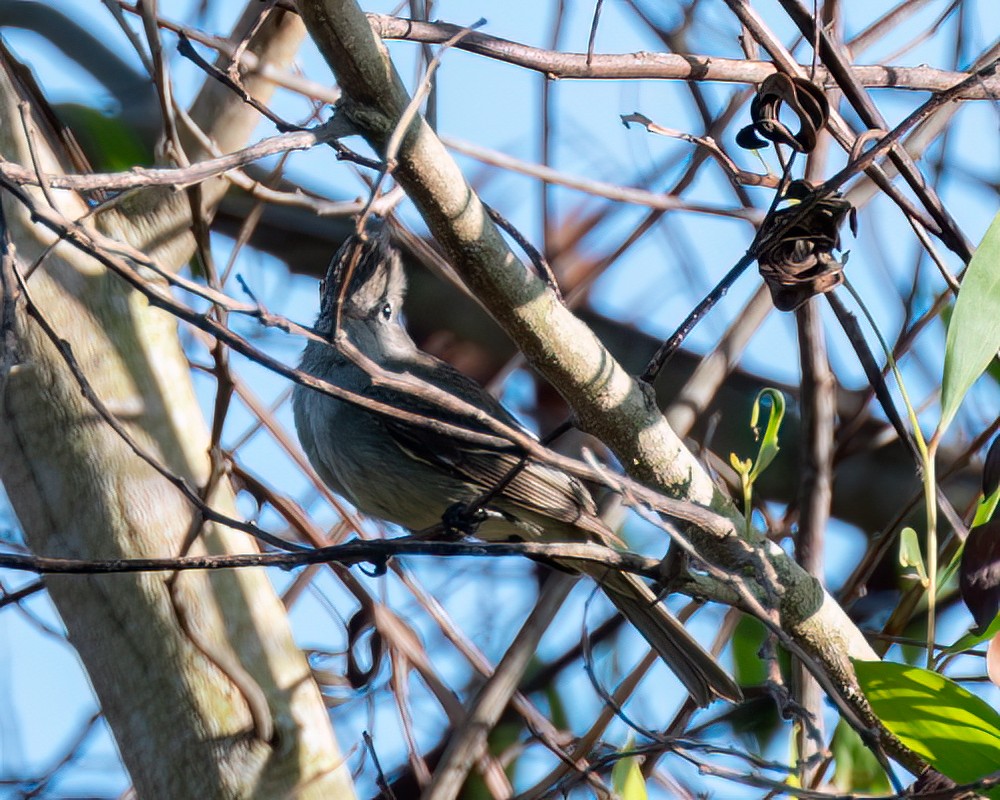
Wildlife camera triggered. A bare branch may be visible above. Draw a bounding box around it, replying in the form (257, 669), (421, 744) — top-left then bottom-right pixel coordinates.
(369, 13), (1000, 99)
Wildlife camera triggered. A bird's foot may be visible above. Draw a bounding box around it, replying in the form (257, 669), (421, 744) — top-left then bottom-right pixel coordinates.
(442, 502), (489, 538)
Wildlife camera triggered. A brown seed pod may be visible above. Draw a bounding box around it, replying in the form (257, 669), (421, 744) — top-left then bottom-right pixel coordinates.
(960, 515), (1000, 634)
(737, 74), (830, 154)
(756, 180), (855, 311)
(983, 435), (1000, 498)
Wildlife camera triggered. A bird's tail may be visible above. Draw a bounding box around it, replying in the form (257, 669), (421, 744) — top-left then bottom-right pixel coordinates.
(593, 569), (742, 707)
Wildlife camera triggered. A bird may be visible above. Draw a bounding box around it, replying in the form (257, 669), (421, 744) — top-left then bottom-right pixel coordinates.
(292, 220), (741, 706)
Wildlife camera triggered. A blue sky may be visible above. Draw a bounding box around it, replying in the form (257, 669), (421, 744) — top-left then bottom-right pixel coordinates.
(1, 0), (998, 796)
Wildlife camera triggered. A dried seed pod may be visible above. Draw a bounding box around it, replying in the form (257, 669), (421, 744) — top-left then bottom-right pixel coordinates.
(756, 180), (854, 311)
(960, 515), (1000, 634)
(346, 606), (384, 689)
(737, 74), (830, 154)
(983, 435), (1000, 498)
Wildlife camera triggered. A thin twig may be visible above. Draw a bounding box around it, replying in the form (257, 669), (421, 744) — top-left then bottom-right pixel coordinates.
(0, 118), (363, 193)
(0, 538), (663, 580)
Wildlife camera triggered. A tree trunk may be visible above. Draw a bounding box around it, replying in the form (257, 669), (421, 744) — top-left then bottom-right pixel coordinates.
(0, 7), (356, 798)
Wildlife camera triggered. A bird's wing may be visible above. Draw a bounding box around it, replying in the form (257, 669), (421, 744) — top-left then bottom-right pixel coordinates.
(363, 355), (606, 536)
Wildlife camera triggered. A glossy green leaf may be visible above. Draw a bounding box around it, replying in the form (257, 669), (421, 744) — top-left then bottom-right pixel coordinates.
(940, 211), (1000, 433)
(947, 613), (1000, 654)
(854, 659), (1000, 793)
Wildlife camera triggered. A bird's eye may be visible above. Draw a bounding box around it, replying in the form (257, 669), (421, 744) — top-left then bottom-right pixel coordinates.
(380, 302), (392, 320)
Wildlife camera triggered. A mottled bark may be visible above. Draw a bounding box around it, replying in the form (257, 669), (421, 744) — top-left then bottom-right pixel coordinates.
(0, 7), (355, 798)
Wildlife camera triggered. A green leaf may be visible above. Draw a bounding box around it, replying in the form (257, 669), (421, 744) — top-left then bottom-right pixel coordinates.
(748, 388), (786, 483)
(988, 355), (1000, 387)
(946, 613), (1000, 654)
(830, 719), (891, 793)
(854, 659), (1000, 793)
(899, 526), (928, 584)
(940, 211), (1000, 433)
(54, 103), (152, 171)
(974, 486), (1000, 529)
(732, 615), (769, 687)
(611, 742), (648, 800)
(730, 452), (752, 475)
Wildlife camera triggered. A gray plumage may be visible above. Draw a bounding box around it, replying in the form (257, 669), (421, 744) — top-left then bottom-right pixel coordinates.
(293, 221), (741, 706)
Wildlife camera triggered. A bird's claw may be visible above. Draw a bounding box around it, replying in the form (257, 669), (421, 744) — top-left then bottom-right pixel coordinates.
(442, 502), (488, 537)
